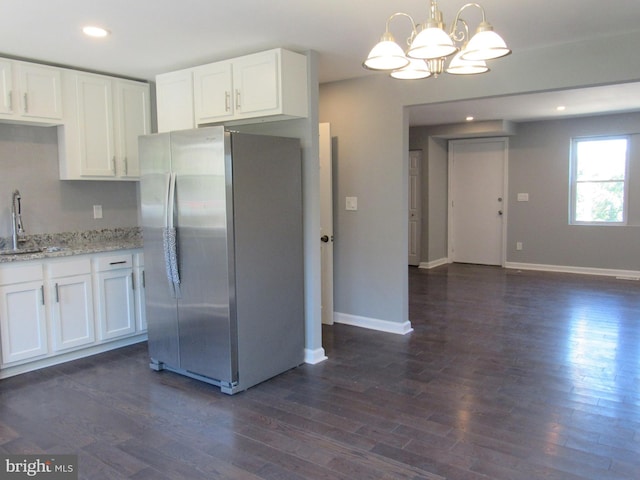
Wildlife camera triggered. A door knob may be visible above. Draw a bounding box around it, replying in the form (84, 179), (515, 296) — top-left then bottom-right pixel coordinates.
(320, 235), (329, 243)
(498, 210), (503, 215)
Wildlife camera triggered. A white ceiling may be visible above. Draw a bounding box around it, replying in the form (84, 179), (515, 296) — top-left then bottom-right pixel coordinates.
(1, 0), (640, 125)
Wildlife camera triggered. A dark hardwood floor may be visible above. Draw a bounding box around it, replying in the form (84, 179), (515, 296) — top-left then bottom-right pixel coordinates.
(1, 263), (640, 479)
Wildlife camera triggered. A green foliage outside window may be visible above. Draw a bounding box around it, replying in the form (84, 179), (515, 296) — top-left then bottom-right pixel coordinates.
(572, 137), (628, 224)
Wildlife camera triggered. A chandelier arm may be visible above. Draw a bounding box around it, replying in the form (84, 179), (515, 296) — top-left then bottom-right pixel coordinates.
(385, 12), (418, 37)
(450, 18), (470, 44)
(449, 3), (486, 36)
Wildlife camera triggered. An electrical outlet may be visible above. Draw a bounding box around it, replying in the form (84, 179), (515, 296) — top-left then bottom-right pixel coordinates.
(345, 196), (358, 211)
(516, 241), (523, 251)
(93, 205), (103, 219)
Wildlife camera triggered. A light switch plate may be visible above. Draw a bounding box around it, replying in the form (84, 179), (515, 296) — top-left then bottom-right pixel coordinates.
(93, 205), (103, 219)
(517, 193), (529, 202)
(345, 196), (358, 211)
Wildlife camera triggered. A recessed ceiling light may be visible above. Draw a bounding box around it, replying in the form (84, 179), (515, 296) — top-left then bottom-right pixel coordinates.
(466, 116), (474, 121)
(556, 105), (566, 112)
(82, 26), (110, 38)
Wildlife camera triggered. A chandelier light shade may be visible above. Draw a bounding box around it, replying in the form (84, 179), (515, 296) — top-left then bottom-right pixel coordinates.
(363, 32), (411, 70)
(446, 50), (489, 75)
(407, 27), (457, 60)
(362, 0), (510, 80)
(391, 58), (432, 80)
(460, 24), (511, 61)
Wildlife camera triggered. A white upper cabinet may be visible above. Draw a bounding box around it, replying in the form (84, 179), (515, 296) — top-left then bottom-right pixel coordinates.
(193, 61), (233, 123)
(0, 58), (63, 124)
(156, 69), (195, 132)
(74, 73), (116, 177)
(59, 70), (150, 180)
(231, 50), (280, 116)
(159, 48), (308, 128)
(114, 80), (150, 178)
(0, 59), (13, 115)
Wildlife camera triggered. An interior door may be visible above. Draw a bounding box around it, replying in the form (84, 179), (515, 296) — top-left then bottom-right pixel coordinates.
(408, 150), (422, 266)
(449, 138), (507, 266)
(319, 123), (334, 325)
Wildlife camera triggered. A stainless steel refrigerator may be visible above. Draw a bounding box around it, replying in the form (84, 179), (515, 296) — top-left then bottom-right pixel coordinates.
(139, 126), (304, 394)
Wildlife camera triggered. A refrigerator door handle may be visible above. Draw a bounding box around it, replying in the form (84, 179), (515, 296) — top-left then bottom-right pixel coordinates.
(169, 172), (181, 296)
(163, 172), (181, 297)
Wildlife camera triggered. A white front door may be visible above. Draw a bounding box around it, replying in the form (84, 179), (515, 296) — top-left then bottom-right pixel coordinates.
(408, 150), (422, 266)
(319, 123), (334, 325)
(449, 138), (507, 266)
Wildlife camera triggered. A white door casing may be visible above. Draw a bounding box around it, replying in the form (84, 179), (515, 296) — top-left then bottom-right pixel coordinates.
(319, 123), (334, 325)
(408, 150), (422, 266)
(448, 138), (508, 266)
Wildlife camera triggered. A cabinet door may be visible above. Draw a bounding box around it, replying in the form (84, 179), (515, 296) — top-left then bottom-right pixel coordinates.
(115, 81), (150, 178)
(96, 269), (136, 340)
(233, 50), (279, 116)
(15, 62), (63, 120)
(0, 60), (12, 114)
(0, 281), (47, 364)
(156, 69), (195, 132)
(50, 274), (95, 352)
(193, 61), (233, 124)
(76, 73), (116, 177)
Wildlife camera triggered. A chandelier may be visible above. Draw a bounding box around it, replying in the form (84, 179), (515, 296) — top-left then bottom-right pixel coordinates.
(363, 0), (511, 79)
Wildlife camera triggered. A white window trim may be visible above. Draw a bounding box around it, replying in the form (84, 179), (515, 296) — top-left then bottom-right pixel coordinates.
(569, 135), (630, 226)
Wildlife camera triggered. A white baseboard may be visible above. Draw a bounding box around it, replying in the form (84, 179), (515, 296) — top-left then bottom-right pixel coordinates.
(505, 262), (640, 280)
(419, 258), (449, 269)
(334, 312), (413, 335)
(304, 347), (328, 364)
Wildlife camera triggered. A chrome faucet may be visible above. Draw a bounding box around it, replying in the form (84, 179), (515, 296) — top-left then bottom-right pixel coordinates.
(11, 189), (26, 250)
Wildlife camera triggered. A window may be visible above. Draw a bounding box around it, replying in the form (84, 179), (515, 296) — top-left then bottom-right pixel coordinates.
(570, 136), (629, 224)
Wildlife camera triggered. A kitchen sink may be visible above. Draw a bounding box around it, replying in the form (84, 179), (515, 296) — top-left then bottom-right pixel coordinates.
(43, 246), (66, 253)
(0, 246), (68, 256)
(0, 247), (44, 256)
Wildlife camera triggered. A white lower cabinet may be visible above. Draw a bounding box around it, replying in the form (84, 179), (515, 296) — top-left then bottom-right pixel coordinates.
(47, 258), (95, 353)
(0, 249), (146, 377)
(0, 263), (47, 364)
(94, 253), (136, 341)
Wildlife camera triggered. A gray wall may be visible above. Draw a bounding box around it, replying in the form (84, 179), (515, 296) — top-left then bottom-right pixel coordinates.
(508, 113), (640, 270)
(411, 112), (640, 271)
(320, 29), (640, 327)
(0, 124), (139, 239)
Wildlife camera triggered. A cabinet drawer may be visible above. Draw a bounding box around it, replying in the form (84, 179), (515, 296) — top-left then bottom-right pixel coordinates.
(48, 257), (91, 277)
(0, 263), (43, 285)
(95, 254), (133, 271)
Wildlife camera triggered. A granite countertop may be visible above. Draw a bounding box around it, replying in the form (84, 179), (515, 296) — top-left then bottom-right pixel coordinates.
(0, 228), (142, 264)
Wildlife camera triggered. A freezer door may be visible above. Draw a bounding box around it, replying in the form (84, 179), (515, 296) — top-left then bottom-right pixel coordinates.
(170, 127), (237, 383)
(139, 133), (180, 367)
